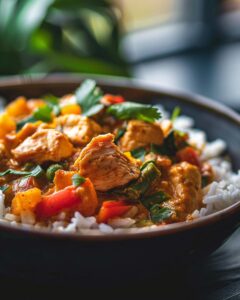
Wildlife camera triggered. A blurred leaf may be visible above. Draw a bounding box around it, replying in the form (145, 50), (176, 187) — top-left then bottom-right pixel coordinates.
(0, 0), (129, 76)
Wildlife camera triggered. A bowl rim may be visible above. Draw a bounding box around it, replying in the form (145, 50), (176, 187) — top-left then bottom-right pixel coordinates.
(0, 74), (240, 242)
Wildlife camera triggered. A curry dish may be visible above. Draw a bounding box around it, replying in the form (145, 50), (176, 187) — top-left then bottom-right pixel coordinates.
(0, 80), (215, 227)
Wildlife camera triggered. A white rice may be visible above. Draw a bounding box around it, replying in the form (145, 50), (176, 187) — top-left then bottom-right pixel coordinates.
(0, 113), (239, 235)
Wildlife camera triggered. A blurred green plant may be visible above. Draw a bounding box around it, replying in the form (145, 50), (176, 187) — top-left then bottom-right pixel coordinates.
(0, 0), (128, 76)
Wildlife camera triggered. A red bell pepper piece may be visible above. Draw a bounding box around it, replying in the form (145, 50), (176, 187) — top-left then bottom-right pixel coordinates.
(35, 185), (81, 218)
(101, 94), (125, 105)
(176, 146), (201, 167)
(98, 200), (131, 223)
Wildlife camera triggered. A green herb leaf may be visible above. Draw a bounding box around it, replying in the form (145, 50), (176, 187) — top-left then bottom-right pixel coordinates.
(33, 105), (52, 122)
(72, 174), (86, 187)
(75, 79), (104, 117)
(43, 95), (61, 116)
(141, 191), (170, 209)
(150, 206), (173, 223)
(107, 102), (161, 123)
(116, 161), (161, 200)
(114, 128), (126, 144)
(46, 164), (63, 182)
(0, 165), (44, 178)
(0, 185), (9, 193)
(171, 106), (181, 122)
(16, 104), (53, 130)
(16, 115), (37, 130)
(151, 130), (188, 157)
(131, 147), (146, 161)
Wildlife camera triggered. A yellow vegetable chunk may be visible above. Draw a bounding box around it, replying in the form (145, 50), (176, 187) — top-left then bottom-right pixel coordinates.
(6, 97), (30, 118)
(61, 104), (81, 115)
(0, 113), (16, 139)
(11, 188), (42, 216)
(54, 170), (76, 191)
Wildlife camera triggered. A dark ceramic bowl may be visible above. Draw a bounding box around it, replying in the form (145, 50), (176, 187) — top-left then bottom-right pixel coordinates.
(0, 75), (239, 284)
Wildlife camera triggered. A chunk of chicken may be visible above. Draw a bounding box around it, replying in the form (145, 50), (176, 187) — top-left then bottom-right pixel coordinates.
(163, 162), (202, 221)
(56, 114), (102, 146)
(119, 120), (164, 152)
(12, 129), (73, 163)
(74, 133), (140, 191)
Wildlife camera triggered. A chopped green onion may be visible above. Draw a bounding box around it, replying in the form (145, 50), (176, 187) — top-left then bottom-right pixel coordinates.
(0, 165), (44, 178)
(171, 106), (181, 122)
(150, 206), (173, 223)
(141, 191), (170, 209)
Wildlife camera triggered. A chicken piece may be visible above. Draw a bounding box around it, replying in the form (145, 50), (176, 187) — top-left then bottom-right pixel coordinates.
(119, 120), (164, 152)
(56, 114), (102, 146)
(5, 122), (39, 150)
(74, 133), (140, 191)
(12, 129), (73, 164)
(163, 162), (202, 221)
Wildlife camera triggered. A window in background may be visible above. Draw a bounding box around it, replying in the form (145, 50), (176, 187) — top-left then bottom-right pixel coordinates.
(118, 0), (212, 62)
(219, 0), (240, 40)
(118, 0), (240, 63)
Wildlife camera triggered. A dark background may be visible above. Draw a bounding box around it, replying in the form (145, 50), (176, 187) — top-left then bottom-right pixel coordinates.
(0, 1), (240, 299)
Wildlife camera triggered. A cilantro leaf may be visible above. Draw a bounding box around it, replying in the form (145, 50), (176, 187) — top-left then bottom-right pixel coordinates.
(0, 165), (44, 178)
(72, 174), (86, 187)
(107, 102), (161, 123)
(150, 205), (173, 223)
(75, 79), (104, 117)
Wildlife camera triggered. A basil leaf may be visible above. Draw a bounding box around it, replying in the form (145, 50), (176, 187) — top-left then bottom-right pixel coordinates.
(0, 185), (9, 193)
(171, 106), (181, 122)
(141, 191), (170, 209)
(107, 102), (161, 123)
(131, 147), (146, 161)
(0, 165), (44, 178)
(72, 174), (86, 187)
(150, 205), (173, 223)
(75, 79), (104, 117)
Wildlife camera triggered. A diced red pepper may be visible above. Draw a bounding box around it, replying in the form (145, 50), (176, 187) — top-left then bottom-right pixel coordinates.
(176, 146), (201, 167)
(36, 178), (98, 219)
(36, 185), (81, 218)
(101, 94), (125, 105)
(97, 200), (131, 223)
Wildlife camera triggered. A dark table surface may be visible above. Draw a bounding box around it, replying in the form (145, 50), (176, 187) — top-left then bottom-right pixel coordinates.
(0, 228), (240, 300)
